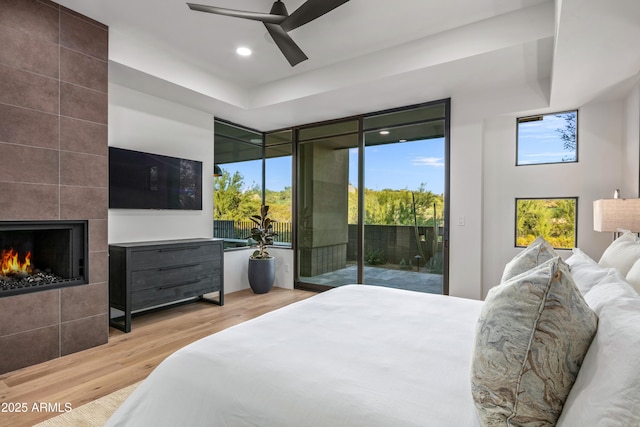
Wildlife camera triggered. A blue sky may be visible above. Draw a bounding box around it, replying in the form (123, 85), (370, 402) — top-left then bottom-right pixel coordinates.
(517, 112), (576, 165)
(352, 138), (445, 194)
(227, 137), (446, 195)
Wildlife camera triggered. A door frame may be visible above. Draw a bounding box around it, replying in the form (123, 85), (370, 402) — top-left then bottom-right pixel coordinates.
(291, 99), (451, 294)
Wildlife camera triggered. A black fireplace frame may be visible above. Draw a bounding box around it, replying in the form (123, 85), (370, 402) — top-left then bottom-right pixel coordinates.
(0, 220), (88, 297)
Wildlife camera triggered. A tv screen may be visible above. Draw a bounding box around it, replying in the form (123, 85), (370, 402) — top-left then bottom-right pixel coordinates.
(109, 147), (203, 210)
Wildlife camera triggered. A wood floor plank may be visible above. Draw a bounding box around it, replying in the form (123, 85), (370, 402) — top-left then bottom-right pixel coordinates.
(0, 287), (315, 427)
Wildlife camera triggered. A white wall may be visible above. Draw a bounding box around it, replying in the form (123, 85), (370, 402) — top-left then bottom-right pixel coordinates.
(448, 80), (551, 299)
(108, 83), (294, 295)
(623, 81), (640, 198)
(224, 247), (294, 293)
(481, 99), (625, 297)
(448, 74), (633, 300)
(449, 118), (484, 299)
(108, 83), (214, 243)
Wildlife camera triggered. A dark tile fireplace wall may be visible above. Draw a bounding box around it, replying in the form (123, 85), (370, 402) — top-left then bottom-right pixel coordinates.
(0, 0), (109, 374)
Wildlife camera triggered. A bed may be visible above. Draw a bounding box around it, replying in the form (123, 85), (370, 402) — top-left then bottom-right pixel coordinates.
(106, 236), (640, 427)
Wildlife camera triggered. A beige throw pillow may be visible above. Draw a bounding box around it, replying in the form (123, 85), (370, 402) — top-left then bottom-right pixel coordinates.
(471, 257), (598, 426)
(501, 236), (558, 283)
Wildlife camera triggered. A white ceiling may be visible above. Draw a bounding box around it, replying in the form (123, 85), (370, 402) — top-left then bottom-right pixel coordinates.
(56, 0), (640, 131)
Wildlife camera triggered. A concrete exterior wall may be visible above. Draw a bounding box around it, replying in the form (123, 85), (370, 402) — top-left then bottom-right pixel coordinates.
(298, 141), (349, 276)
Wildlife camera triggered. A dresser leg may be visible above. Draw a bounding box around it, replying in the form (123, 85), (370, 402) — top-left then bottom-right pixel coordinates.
(199, 293), (224, 306)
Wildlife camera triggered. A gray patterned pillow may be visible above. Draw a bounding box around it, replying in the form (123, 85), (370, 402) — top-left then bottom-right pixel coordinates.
(471, 257), (598, 426)
(501, 236), (558, 282)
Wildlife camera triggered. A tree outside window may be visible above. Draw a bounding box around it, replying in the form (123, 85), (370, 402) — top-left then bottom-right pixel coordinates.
(516, 198), (577, 249)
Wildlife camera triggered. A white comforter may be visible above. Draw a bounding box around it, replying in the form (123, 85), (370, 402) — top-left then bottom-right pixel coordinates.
(106, 285), (483, 426)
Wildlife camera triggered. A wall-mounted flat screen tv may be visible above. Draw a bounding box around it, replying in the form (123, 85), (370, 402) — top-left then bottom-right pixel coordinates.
(109, 147), (203, 210)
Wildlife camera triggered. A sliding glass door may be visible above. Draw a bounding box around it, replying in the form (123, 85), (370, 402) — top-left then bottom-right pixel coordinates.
(362, 104), (447, 294)
(295, 100), (449, 294)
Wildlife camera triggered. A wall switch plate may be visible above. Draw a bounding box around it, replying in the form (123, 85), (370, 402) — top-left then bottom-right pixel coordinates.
(457, 216), (465, 226)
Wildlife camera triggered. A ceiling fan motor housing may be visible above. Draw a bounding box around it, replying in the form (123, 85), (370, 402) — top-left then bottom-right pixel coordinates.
(270, 1), (288, 17)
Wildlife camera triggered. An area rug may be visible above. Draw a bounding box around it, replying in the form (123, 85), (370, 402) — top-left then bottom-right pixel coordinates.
(33, 381), (141, 427)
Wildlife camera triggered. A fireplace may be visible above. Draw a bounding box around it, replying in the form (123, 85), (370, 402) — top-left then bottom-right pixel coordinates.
(0, 221), (87, 297)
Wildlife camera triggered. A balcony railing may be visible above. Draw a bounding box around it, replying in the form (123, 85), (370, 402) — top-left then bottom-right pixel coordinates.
(214, 220), (292, 248)
(214, 220), (443, 270)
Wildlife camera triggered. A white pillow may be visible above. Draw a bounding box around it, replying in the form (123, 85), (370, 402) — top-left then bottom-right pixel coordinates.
(624, 258), (640, 295)
(557, 275), (640, 426)
(566, 248), (611, 295)
(598, 231), (640, 276)
(584, 269), (639, 313)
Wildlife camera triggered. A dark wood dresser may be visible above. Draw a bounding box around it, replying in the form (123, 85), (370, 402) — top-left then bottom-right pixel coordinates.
(109, 238), (224, 332)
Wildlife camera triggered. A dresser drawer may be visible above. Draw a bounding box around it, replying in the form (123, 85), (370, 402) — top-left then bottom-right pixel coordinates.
(130, 242), (221, 270)
(131, 262), (219, 291)
(131, 276), (220, 311)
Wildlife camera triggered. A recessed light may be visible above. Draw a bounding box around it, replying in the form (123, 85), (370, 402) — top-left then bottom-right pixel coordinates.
(379, 130), (390, 135)
(236, 47), (252, 57)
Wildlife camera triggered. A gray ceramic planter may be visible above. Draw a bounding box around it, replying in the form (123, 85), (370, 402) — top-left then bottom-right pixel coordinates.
(248, 257), (275, 294)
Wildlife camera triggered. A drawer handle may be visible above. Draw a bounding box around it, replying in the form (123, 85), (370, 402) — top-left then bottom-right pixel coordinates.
(159, 279), (201, 290)
(158, 263), (200, 272)
(157, 246), (200, 252)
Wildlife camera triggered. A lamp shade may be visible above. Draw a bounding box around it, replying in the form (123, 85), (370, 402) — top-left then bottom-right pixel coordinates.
(593, 199), (640, 232)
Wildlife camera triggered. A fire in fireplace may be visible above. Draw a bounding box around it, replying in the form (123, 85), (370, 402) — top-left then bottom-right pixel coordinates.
(0, 221), (88, 297)
(1, 247), (32, 275)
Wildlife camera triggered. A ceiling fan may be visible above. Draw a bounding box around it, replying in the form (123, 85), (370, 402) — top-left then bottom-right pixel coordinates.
(187, 0), (350, 67)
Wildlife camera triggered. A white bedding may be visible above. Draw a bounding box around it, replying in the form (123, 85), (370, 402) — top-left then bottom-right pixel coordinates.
(106, 285), (484, 426)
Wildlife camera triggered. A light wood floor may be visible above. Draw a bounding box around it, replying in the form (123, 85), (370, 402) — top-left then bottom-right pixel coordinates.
(0, 287), (315, 427)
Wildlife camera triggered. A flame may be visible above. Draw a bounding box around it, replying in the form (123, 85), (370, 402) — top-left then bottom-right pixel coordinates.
(1, 248), (32, 276)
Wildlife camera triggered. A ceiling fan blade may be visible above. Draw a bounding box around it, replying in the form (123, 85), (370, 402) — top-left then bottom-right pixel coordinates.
(187, 3), (285, 24)
(264, 23), (308, 67)
(281, 0), (350, 32)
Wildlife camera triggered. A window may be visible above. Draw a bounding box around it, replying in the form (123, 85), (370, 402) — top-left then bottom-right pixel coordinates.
(265, 129), (292, 246)
(515, 198), (577, 249)
(213, 120), (263, 248)
(213, 120), (293, 249)
(516, 111), (577, 166)
(214, 99), (450, 293)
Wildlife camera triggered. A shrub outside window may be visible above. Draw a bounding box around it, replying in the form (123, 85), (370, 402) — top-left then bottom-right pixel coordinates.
(517, 111), (577, 166)
(516, 198), (577, 249)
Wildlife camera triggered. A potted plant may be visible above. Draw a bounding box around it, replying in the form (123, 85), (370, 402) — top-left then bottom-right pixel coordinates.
(247, 205), (277, 294)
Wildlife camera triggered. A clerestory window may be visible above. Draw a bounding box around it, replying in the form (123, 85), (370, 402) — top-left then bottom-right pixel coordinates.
(516, 111), (578, 166)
